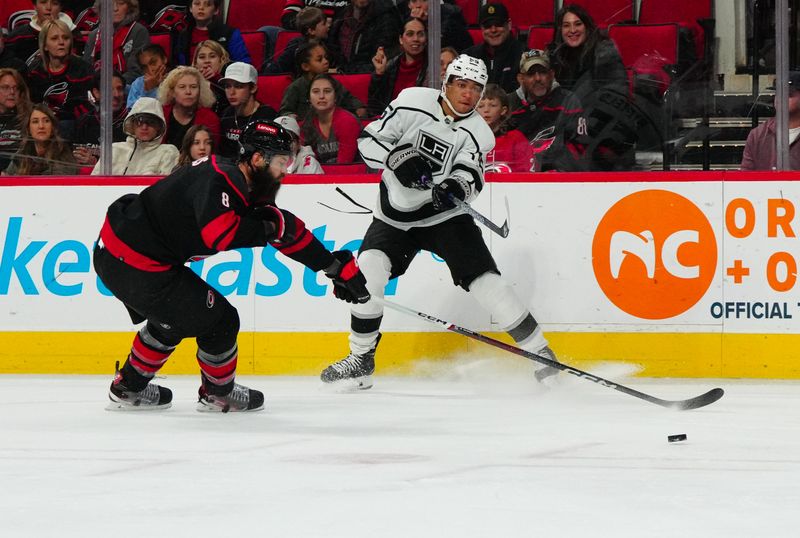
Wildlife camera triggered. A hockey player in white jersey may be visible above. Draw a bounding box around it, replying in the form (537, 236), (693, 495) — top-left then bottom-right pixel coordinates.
(320, 54), (560, 389)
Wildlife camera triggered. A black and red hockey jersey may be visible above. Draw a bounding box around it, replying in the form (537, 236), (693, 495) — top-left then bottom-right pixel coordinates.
(27, 55), (94, 122)
(99, 155), (336, 272)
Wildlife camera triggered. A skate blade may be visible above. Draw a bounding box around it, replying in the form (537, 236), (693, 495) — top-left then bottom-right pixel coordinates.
(105, 401), (172, 411)
(320, 375), (373, 393)
(196, 400), (266, 413)
(534, 366), (561, 388)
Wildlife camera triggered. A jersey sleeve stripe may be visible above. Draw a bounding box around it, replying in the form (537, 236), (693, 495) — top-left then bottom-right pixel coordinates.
(201, 211), (241, 251)
(272, 228), (313, 255)
(211, 155), (248, 204)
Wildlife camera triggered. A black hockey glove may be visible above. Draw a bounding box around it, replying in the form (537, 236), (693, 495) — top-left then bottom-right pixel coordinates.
(324, 250), (371, 304)
(251, 205), (304, 244)
(431, 177), (468, 210)
(385, 143), (433, 190)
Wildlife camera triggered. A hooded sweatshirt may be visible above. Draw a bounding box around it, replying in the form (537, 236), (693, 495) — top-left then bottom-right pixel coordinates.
(92, 97), (178, 175)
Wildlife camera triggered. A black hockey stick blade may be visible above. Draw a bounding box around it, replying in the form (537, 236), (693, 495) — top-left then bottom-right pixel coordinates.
(376, 297), (725, 411)
(449, 195), (509, 238)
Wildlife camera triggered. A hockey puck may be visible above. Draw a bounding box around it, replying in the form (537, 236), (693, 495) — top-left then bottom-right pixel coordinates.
(668, 434), (687, 443)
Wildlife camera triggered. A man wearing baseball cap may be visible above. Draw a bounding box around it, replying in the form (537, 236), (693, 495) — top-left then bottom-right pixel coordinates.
(218, 61), (277, 159)
(741, 71), (800, 170)
(463, 2), (525, 93)
(508, 49), (588, 172)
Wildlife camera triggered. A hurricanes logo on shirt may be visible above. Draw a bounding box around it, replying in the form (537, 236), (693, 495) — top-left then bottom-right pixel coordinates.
(416, 131), (453, 176)
(43, 82), (69, 112)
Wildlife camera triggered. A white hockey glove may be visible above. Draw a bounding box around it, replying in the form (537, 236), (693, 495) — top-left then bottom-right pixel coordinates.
(385, 143), (433, 190)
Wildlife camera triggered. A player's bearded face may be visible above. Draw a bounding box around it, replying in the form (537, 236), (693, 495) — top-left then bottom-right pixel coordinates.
(248, 153), (290, 204)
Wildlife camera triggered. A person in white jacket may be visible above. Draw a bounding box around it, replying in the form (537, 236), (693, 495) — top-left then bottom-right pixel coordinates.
(92, 97), (179, 175)
(274, 115), (323, 175)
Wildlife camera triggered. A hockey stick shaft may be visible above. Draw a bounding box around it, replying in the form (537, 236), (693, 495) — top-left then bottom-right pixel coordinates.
(449, 195), (509, 238)
(375, 297), (724, 411)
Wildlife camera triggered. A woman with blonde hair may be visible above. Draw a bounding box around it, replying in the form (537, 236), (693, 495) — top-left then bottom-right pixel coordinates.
(0, 68), (33, 171)
(2, 103), (78, 176)
(27, 18), (93, 137)
(192, 40), (231, 115)
(157, 65), (221, 149)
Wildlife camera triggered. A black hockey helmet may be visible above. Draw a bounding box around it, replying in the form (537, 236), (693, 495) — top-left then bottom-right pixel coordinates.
(238, 119), (293, 162)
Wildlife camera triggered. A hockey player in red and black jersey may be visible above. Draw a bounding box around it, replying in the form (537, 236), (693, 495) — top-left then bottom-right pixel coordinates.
(94, 119), (370, 412)
(320, 55), (562, 390)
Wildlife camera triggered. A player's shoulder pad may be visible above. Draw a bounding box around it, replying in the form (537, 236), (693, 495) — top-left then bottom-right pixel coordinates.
(393, 86), (441, 110)
(206, 155), (250, 203)
(459, 113), (496, 153)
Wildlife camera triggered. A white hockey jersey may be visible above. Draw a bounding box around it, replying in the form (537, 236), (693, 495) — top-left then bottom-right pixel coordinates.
(359, 86), (495, 230)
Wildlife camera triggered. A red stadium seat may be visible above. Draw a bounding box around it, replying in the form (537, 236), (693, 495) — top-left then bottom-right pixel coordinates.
(638, 0), (713, 61)
(273, 31), (301, 64)
(257, 74), (293, 111)
(149, 33), (172, 61)
(609, 23), (679, 95)
(454, 0), (480, 26)
(467, 27), (483, 46)
(242, 31), (266, 73)
(504, 0), (555, 29)
(0, 0), (31, 30)
(226, 0), (283, 31)
(331, 74), (371, 107)
(526, 25), (553, 51)
(585, 0), (635, 28)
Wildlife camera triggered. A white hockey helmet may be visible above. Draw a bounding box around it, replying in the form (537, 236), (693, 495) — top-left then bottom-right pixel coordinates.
(440, 54), (489, 117)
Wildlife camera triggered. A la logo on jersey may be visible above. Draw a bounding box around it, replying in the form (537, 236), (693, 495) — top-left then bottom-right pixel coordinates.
(416, 131), (453, 176)
(592, 189), (717, 319)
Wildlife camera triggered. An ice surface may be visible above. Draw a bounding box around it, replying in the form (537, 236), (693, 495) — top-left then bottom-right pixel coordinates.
(0, 363), (797, 537)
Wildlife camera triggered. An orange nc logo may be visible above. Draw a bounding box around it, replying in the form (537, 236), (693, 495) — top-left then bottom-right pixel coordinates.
(592, 190), (717, 319)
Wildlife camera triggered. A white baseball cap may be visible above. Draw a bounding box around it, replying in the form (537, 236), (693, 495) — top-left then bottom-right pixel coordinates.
(221, 62), (258, 85)
(274, 115), (300, 138)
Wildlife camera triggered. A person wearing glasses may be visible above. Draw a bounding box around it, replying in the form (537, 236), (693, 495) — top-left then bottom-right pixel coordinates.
(463, 3), (525, 93)
(0, 68), (33, 172)
(91, 96), (179, 175)
(320, 54), (562, 390)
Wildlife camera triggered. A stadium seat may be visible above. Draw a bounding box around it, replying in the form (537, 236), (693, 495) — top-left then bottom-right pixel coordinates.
(609, 23), (679, 96)
(149, 33), (172, 61)
(585, 0), (635, 28)
(331, 74), (371, 107)
(526, 25), (553, 51)
(242, 31), (266, 74)
(638, 0), (713, 61)
(226, 0), (283, 31)
(257, 74), (293, 111)
(272, 31), (301, 64)
(467, 27), (483, 46)
(504, 0), (555, 29)
(454, 0), (480, 26)
(0, 0), (30, 31)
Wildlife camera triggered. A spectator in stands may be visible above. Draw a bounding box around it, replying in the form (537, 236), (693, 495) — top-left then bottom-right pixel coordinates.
(72, 70), (128, 166)
(328, 0), (403, 74)
(176, 123), (214, 167)
(91, 96), (178, 174)
(477, 83), (532, 172)
(172, 0), (251, 67)
(6, 0), (77, 66)
(0, 68), (33, 172)
(126, 43), (169, 109)
(404, 0), (472, 52)
(463, 3), (524, 93)
(440, 45), (457, 82)
(281, 0), (349, 31)
(192, 39), (230, 114)
(264, 7), (329, 75)
(274, 114), (323, 173)
(83, 0), (150, 86)
(2, 103), (78, 175)
(280, 40), (366, 118)
(300, 73), (361, 163)
(548, 4), (631, 170)
(218, 62), (277, 158)
(157, 65), (220, 148)
(507, 49), (587, 172)
(741, 72), (800, 170)
(138, 0), (189, 28)
(367, 17), (427, 116)
(26, 18), (93, 140)
(0, 31), (28, 74)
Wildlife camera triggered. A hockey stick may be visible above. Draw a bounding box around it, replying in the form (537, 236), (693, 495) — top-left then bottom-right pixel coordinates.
(317, 187), (373, 215)
(448, 195), (510, 238)
(375, 297), (724, 411)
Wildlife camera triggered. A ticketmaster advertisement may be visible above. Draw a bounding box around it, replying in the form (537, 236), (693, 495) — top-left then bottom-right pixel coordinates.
(1, 174), (799, 378)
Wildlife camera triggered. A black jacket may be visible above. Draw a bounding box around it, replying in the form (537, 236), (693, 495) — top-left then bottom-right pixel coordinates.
(367, 54), (427, 116)
(463, 35), (526, 93)
(328, 0), (402, 73)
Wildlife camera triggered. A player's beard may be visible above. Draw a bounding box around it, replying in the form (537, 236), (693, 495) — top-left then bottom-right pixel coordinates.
(248, 161), (282, 205)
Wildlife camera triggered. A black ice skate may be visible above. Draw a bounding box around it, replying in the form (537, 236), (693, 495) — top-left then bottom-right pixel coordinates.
(320, 334), (380, 390)
(107, 363), (172, 411)
(533, 346), (561, 385)
(197, 382), (265, 413)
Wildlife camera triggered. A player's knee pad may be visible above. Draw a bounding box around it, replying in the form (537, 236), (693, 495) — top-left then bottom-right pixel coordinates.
(468, 271), (529, 331)
(196, 302), (240, 355)
(352, 249), (392, 319)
